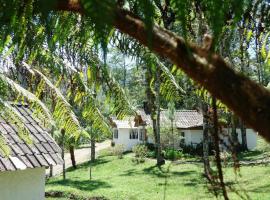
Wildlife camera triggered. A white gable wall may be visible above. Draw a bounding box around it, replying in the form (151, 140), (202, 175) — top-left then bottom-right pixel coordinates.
(113, 128), (144, 151)
(182, 128), (257, 150)
(0, 167), (45, 200)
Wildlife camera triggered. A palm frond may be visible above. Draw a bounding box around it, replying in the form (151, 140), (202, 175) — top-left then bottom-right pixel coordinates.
(0, 74), (53, 127)
(89, 57), (135, 119)
(0, 134), (10, 157)
(154, 57), (185, 101)
(29, 65), (82, 138)
(0, 101), (32, 144)
(71, 73), (112, 136)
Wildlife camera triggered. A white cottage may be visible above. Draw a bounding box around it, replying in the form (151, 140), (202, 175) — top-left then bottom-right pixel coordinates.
(112, 109), (257, 151)
(176, 111), (257, 150)
(0, 103), (62, 200)
(112, 119), (147, 151)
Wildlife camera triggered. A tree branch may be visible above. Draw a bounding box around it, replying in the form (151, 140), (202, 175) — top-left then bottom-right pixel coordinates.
(54, 1), (270, 141)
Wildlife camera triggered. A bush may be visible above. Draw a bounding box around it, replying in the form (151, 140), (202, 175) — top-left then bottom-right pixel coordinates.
(181, 142), (214, 156)
(111, 141), (115, 147)
(112, 144), (125, 159)
(132, 144), (148, 163)
(147, 150), (156, 158)
(163, 148), (183, 160)
(145, 143), (155, 151)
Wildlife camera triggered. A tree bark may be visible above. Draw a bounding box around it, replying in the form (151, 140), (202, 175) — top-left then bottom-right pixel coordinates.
(49, 165), (53, 177)
(91, 137), (96, 162)
(231, 114), (240, 152)
(69, 145), (77, 169)
(155, 67), (163, 166)
(145, 60), (163, 166)
(202, 102), (210, 176)
(45, 1), (270, 142)
(212, 98), (229, 200)
(61, 129), (66, 180)
(240, 119), (248, 151)
(171, 119), (174, 149)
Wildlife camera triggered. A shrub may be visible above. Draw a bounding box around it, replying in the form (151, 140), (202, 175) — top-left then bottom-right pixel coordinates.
(181, 142), (214, 156)
(145, 143), (155, 151)
(163, 148), (183, 160)
(111, 141), (115, 147)
(132, 144), (148, 163)
(112, 144), (125, 159)
(147, 150), (156, 158)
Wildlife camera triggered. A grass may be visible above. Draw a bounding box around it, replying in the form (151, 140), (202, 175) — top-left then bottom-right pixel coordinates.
(46, 152), (270, 200)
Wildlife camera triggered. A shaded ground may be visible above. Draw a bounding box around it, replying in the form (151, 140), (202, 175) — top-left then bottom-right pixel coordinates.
(46, 154), (270, 200)
(46, 140), (110, 176)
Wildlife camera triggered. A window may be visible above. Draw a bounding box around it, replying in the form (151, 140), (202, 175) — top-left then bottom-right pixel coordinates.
(129, 129), (138, 139)
(113, 129), (118, 139)
(139, 129), (146, 141)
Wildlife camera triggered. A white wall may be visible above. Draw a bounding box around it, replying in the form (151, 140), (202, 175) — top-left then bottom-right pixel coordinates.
(0, 167), (45, 200)
(237, 128), (257, 150)
(181, 128), (257, 150)
(113, 128), (144, 151)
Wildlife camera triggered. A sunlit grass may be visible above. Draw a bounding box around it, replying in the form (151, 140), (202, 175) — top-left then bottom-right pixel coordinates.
(46, 153), (270, 200)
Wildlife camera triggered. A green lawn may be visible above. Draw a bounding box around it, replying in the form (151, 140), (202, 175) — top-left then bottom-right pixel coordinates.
(46, 153), (270, 200)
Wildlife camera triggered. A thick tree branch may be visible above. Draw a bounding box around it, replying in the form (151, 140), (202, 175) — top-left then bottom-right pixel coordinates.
(54, 0), (270, 141)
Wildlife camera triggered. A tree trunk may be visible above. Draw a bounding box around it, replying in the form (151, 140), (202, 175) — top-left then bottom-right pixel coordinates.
(212, 98), (229, 200)
(145, 59), (163, 166)
(91, 137), (96, 162)
(171, 119), (174, 149)
(49, 165), (53, 177)
(69, 145), (77, 169)
(240, 119), (248, 151)
(231, 114), (240, 152)
(61, 129), (66, 180)
(155, 67), (164, 166)
(202, 102), (210, 176)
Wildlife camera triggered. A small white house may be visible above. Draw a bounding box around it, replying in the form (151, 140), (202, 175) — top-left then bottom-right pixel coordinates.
(0, 103), (62, 200)
(112, 119), (147, 151)
(173, 110), (257, 150)
(112, 109), (257, 151)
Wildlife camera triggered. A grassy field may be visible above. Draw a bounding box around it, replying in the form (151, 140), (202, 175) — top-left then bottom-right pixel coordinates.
(46, 151), (270, 200)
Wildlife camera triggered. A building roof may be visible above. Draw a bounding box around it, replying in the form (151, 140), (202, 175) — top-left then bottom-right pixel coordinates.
(174, 110), (203, 128)
(112, 119), (136, 129)
(136, 109), (203, 129)
(0, 103), (62, 172)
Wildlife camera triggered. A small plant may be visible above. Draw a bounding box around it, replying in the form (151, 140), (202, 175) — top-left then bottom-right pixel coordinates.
(163, 148), (183, 161)
(132, 144), (148, 163)
(112, 144), (125, 159)
(146, 150), (156, 158)
(111, 141), (115, 147)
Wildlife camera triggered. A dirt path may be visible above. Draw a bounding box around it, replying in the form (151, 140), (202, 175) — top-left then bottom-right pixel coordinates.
(46, 140), (110, 177)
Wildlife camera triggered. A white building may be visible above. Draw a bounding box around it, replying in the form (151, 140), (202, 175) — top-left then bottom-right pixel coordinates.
(112, 109), (257, 151)
(112, 119), (146, 151)
(0, 103), (62, 200)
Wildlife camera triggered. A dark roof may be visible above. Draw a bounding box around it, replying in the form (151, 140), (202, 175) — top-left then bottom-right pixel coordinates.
(174, 110), (203, 128)
(0, 103), (62, 172)
(136, 109), (203, 129)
